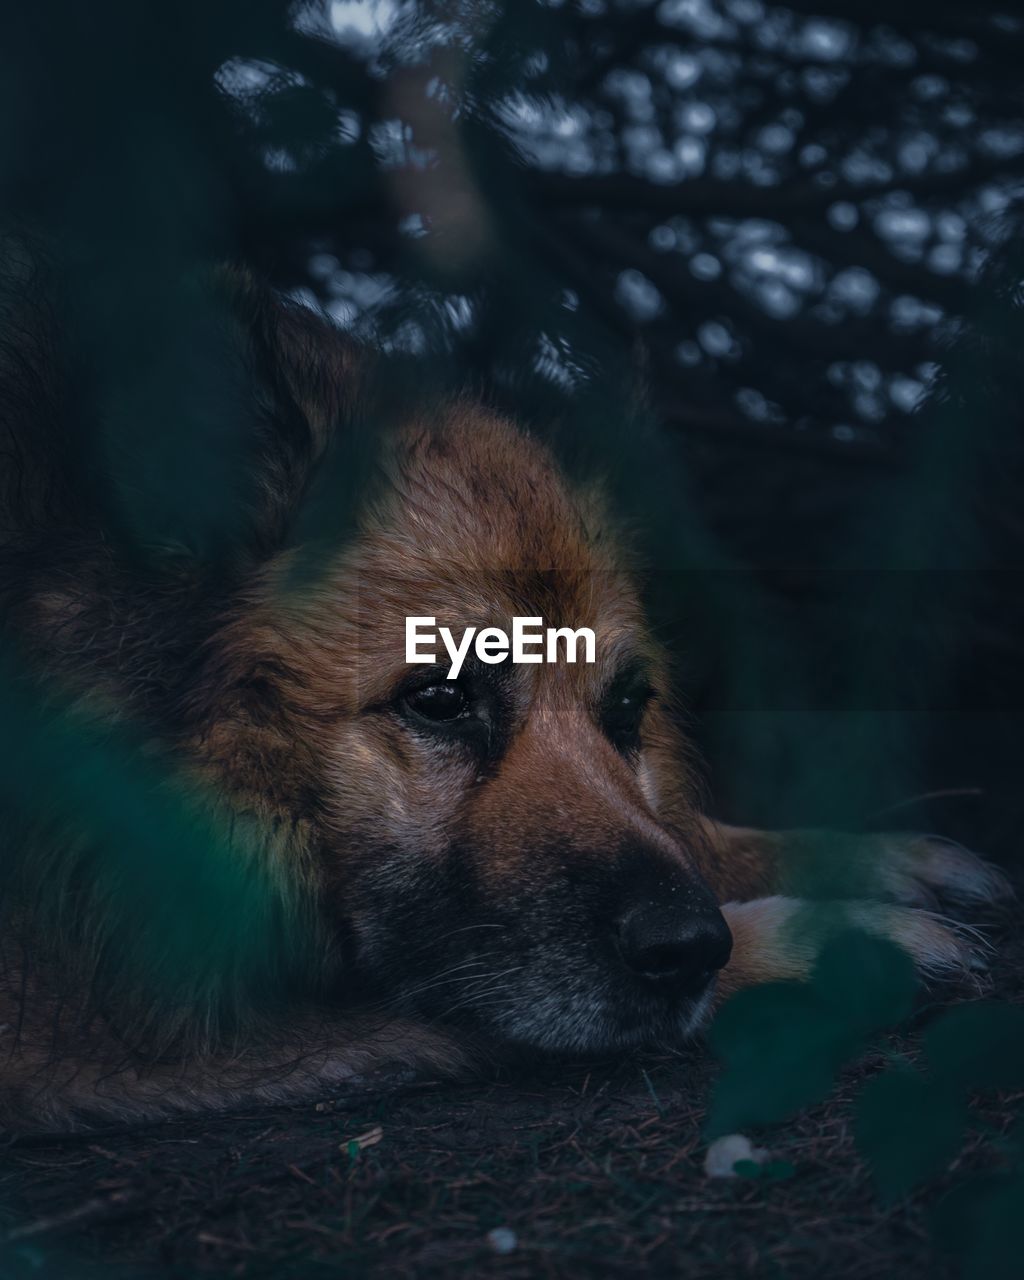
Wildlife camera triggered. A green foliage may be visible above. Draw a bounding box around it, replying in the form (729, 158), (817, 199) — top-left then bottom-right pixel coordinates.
(711, 920), (1024, 1273)
(932, 1174), (1024, 1280)
(707, 929), (917, 1136)
(811, 927), (918, 1033)
(0, 644), (320, 1035)
(708, 980), (847, 1134)
(855, 1067), (968, 1202)
(853, 1001), (1024, 1208)
(923, 1003), (1024, 1092)
(708, 920), (1024, 1280)
(711, 928), (1024, 1279)
(733, 1158), (796, 1182)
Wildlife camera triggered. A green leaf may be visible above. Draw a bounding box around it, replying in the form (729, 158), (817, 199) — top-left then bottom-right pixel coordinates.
(730, 1157), (796, 1182)
(931, 1173), (1024, 1280)
(811, 930), (918, 1033)
(924, 1003), (1024, 1092)
(855, 1067), (967, 1201)
(707, 928), (917, 1138)
(780, 831), (900, 902)
(707, 981), (852, 1134)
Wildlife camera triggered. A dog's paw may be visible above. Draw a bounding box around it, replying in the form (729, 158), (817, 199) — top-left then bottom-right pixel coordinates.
(719, 895), (989, 999)
(874, 834), (1012, 909)
(846, 899), (991, 978)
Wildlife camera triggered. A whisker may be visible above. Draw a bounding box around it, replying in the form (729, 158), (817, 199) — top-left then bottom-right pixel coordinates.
(358, 950), (521, 1016)
(399, 923), (509, 958)
(435, 923), (509, 939)
(432, 968), (527, 1019)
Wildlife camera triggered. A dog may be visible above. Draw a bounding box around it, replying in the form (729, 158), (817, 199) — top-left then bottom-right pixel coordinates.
(0, 249), (1008, 1129)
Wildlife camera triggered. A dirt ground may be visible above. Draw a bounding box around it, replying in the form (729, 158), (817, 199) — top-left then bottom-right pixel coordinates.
(2, 908), (1021, 1280)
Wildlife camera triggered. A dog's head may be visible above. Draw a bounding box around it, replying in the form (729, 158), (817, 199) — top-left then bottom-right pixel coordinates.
(207, 397), (730, 1055)
(197, 291), (731, 1055)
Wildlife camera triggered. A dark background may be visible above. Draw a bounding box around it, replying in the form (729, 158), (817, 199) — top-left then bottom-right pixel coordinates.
(5, 0), (1024, 859)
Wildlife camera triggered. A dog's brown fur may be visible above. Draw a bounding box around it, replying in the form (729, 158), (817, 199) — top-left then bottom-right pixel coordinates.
(0, 246), (1008, 1130)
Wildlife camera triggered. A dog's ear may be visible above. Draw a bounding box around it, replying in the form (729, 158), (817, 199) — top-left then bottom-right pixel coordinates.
(216, 266), (373, 562)
(219, 266), (364, 453)
(0, 244), (374, 567)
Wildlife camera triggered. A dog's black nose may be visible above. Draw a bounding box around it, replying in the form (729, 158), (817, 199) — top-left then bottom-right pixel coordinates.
(617, 901), (733, 994)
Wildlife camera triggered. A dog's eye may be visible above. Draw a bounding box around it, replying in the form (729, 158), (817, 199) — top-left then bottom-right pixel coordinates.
(601, 680), (654, 751)
(403, 682), (468, 723)
(604, 693), (645, 734)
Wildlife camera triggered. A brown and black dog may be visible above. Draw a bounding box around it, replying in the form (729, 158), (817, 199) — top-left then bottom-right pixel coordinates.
(0, 253), (1007, 1129)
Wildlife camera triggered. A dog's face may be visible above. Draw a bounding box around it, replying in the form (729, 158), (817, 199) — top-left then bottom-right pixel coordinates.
(217, 403), (731, 1054)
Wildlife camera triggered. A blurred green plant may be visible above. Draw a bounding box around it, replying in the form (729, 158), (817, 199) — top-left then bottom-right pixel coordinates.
(859, 1002), (1024, 1278)
(707, 929), (918, 1136)
(0, 642), (324, 1045)
(708, 941), (1024, 1278)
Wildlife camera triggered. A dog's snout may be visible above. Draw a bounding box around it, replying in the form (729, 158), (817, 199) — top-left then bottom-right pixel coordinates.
(616, 898), (733, 995)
